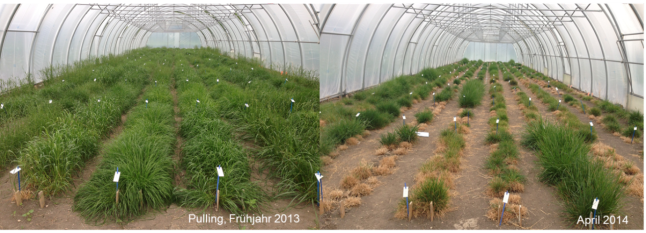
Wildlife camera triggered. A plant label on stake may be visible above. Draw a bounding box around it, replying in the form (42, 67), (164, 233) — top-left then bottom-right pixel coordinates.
(403, 183), (409, 218)
(217, 79), (219, 84)
(591, 198), (599, 229)
(590, 122), (594, 134)
(114, 167), (120, 204)
(499, 191), (509, 226)
(245, 103), (249, 109)
(454, 116), (457, 131)
(315, 172), (323, 207)
(94, 78), (96, 82)
(496, 119), (500, 134)
(196, 99), (200, 107)
(432, 93), (435, 105)
(528, 97), (531, 106)
(290, 98), (295, 113)
(49, 100), (52, 104)
(145, 99), (148, 108)
(403, 115), (406, 125)
(632, 126), (637, 144)
(10, 166), (21, 191)
(356, 113), (360, 117)
(1, 104), (3, 109)
(216, 165), (224, 211)
(558, 99), (561, 108)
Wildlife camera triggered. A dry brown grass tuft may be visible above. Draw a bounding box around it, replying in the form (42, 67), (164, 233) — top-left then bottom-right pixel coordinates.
(346, 137), (359, 146)
(458, 125), (470, 134)
(355, 135), (363, 141)
(327, 189), (344, 200)
(350, 183), (373, 197)
(366, 177), (381, 187)
(591, 142), (615, 157)
(620, 136), (634, 144)
(322, 156), (334, 165)
(340, 176), (359, 189)
(338, 145), (349, 151)
(362, 130), (371, 137)
(329, 151), (340, 159)
(379, 156), (397, 168)
(11, 189), (34, 202)
(624, 165), (640, 175)
(613, 132), (622, 137)
(418, 123), (428, 131)
(372, 166), (393, 176)
(375, 147), (389, 155)
(344, 197), (361, 208)
(412, 99), (419, 104)
(399, 141), (413, 150)
(320, 199), (335, 213)
(352, 165), (373, 180)
(489, 110), (497, 117)
(509, 182), (525, 193)
(507, 165), (520, 173)
(394, 147), (408, 155)
(508, 194), (521, 204)
(489, 143), (499, 153)
(320, 119), (326, 127)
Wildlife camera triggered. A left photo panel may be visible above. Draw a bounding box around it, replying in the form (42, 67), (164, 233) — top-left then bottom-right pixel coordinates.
(0, 3), (321, 230)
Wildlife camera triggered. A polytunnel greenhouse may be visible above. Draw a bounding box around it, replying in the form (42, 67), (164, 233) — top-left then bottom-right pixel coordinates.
(320, 3), (643, 114)
(319, 3), (644, 230)
(0, 3), (321, 230)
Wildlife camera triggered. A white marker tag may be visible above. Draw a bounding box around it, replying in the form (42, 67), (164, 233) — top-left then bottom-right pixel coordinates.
(113, 172), (121, 182)
(410, 92), (412, 95)
(315, 173), (323, 181)
(426, 82), (428, 84)
(10, 166), (21, 174)
(94, 78), (96, 82)
(372, 93), (374, 95)
(403, 186), (409, 197)
(251, 68), (253, 70)
(145, 100), (148, 103)
(590, 122), (593, 126)
(502, 192), (509, 203)
(196, 100), (200, 103)
(62, 80), (64, 82)
(356, 113), (360, 117)
(403, 115), (406, 120)
(217, 167), (224, 177)
(635, 127), (638, 130)
(529, 98), (531, 101)
(496, 119), (500, 123)
(559, 99), (561, 103)
(245, 103), (249, 108)
(217, 79), (219, 82)
(453, 117), (457, 122)
(433, 93), (435, 95)
(0, 104), (3, 109)
(416, 132), (429, 137)
(248, 81), (251, 84)
(98, 99), (101, 102)
(556, 87), (558, 91)
(49, 100), (52, 104)
(285, 79), (288, 81)
(186, 79), (189, 82)
(592, 198), (599, 210)
(291, 99), (295, 103)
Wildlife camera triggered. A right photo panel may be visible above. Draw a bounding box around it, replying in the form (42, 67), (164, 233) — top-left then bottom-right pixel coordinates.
(319, 3), (644, 230)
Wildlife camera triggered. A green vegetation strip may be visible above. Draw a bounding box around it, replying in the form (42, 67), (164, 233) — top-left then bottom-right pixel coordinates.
(73, 57), (175, 223)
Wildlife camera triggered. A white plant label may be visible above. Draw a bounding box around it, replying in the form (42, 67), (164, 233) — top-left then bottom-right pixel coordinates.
(186, 79), (189, 82)
(403, 115), (406, 120)
(0, 104), (3, 109)
(145, 100), (148, 103)
(236, 62), (237, 64)
(422, 74), (424, 76)
(433, 93), (435, 96)
(556, 87), (558, 91)
(426, 82), (428, 84)
(98, 99), (101, 103)
(356, 113), (360, 117)
(529, 98), (531, 101)
(314, 173), (323, 181)
(49, 100), (52, 104)
(217, 166), (224, 177)
(285, 79), (288, 81)
(10, 166), (21, 174)
(196, 100), (200, 103)
(94, 78), (96, 82)
(502, 192), (509, 203)
(590, 122), (593, 126)
(416, 132), (429, 137)
(372, 93), (374, 95)
(592, 198), (599, 210)
(62, 80), (65, 82)
(248, 81), (251, 84)
(635, 127), (638, 131)
(403, 186), (409, 197)
(291, 99), (295, 103)
(496, 119), (500, 123)
(559, 99), (561, 103)
(453, 117), (457, 122)
(113, 171), (121, 182)
(410, 92), (412, 95)
(251, 68), (253, 70)
(245, 103), (249, 108)
(217, 79), (220, 82)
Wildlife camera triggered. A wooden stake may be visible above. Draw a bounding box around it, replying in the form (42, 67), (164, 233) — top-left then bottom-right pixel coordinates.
(116, 190), (119, 205)
(340, 201), (345, 218)
(430, 202), (434, 221)
(14, 190), (22, 206)
(589, 212), (593, 230)
(498, 205), (501, 226)
(319, 196), (324, 215)
(518, 205), (521, 227)
(216, 190), (220, 211)
(408, 201), (413, 222)
(38, 191), (45, 208)
(139, 190), (143, 209)
(610, 214), (614, 230)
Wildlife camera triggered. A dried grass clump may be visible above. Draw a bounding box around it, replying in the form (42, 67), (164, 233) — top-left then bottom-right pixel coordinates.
(366, 177), (381, 187)
(355, 135), (363, 141)
(613, 132), (622, 137)
(320, 199), (335, 213)
(489, 110), (497, 117)
(338, 145), (349, 151)
(489, 143), (499, 153)
(418, 123), (428, 131)
(624, 164), (640, 175)
(329, 151), (340, 159)
(379, 156), (397, 168)
(320, 120), (327, 127)
(322, 156), (334, 165)
(412, 99), (419, 104)
(344, 197), (361, 207)
(375, 147), (389, 155)
(327, 189), (344, 200)
(341, 176), (359, 189)
(394, 147), (408, 155)
(352, 165), (373, 180)
(11, 189), (34, 202)
(591, 143), (614, 157)
(346, 137), (359, 145)
(350, 183), (373, 197)
(362, 130), (371, 137)
(372, 166), (392, 176)
(621, 136), (635, 144)
(458, 125), (470, 134)
(399, 141), (413, 150)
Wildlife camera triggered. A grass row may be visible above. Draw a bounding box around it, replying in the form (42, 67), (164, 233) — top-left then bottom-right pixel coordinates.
(73, 58), (176, 223)
(172, 54), (264, 214)
(185, 48), (320, 203)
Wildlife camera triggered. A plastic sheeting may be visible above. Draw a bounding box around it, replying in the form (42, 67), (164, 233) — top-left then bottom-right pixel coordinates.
(0, 4), (319, 86)
(320, 3), (643, 113)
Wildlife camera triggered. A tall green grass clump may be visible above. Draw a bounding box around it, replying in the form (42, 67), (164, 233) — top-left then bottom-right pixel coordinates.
(358, 109), (391, 130)
(459, 79), (485, 108)
(397, 124), (419, 143)
(415, 110), (433, 124)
